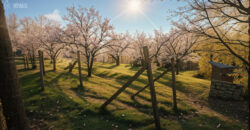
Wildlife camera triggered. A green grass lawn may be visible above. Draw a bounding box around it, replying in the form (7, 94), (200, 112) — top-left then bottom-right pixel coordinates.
(16, 59), (248, 130)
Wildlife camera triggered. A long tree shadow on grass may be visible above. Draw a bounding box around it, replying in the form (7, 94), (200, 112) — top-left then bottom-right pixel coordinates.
(46, 71), (89, 86)
(99, 80), (193, 118)
(94, 67), (197, 114)
(97, 64), (118, 69)
(93, 69), (192, 113)
(17, 68), (29, 72)
(156, 75), (197, 95)
(94, 69), (149, 88)
(20, 72), (43, 99)
(69, 83), (155, 128)
(20, 71), (84, 129)
(128, 66), (141, 71)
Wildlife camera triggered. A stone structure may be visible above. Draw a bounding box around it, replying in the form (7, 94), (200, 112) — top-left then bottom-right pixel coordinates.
(209, 61), (235, 82)
(209, 80), (243, 100)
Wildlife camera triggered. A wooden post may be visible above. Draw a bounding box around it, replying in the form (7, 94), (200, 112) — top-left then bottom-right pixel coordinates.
(39, 50), (45, 91)
(77, 51), (83, 88)
(23, 55), (26, 70)
(171, 57), (178, 112)
(100, 66), (146, 109)
(143, 46), (161, 130)
(131, 69), (169, 99)
(41, 52), (45, 75)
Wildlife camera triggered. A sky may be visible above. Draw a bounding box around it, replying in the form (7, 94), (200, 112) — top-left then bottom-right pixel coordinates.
(3, 0), (185, 34)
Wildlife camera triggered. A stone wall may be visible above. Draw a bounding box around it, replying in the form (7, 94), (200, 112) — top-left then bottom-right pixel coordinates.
(209, 80), (243, 100)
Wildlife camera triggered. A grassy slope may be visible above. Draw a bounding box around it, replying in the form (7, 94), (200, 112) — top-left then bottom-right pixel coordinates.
(16, 59), (247, 130)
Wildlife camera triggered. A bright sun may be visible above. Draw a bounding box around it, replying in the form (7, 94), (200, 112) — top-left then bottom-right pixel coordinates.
(127, 0), (142, 13)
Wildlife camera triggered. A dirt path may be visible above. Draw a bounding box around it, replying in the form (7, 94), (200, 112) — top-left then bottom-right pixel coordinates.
(181, 92), (248, 126)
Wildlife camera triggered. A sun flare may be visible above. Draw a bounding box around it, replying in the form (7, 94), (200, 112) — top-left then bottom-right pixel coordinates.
(127, 0), (142, 13)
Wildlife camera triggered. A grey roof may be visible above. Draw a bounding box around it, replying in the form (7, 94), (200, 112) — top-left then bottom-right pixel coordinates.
(209, 61), (234, 69)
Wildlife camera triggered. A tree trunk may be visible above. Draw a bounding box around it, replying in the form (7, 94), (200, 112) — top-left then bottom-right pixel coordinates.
(29, 54), (32, 66)
(248, 14), (250, 129)
(116, 56), (120, 66)
(53, 57), (56, 71)
(87, 56), (94, 77)
(86, 56), (90, 76)
(38, 51), (45, 91)
(176, 59), (180, 75)
(31, 50), (36, 69)
(248, 68), (250, 129)
(25, 55), (29, 69)
(41, 52), (45, 75)
(171, 58), (178, 112)
(23, 55), (27, 70)
(0, 1), (30, 129)
(77, 51), (83, 88)
(87, 66), (92, 77)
